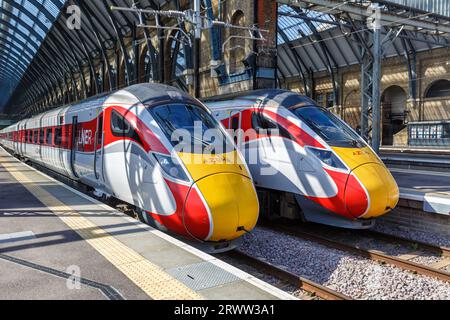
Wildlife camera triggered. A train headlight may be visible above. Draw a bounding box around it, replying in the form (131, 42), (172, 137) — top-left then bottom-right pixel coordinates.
(306, 147), (347, 170)
(153, 153), (189, 182)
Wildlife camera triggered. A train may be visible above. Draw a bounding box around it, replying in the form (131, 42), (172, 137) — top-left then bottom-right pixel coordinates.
(0, 83), (259, 252)
(205, 90), (399, 229)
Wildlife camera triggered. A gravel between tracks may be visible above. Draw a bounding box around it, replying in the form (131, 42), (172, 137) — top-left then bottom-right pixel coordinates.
(374, 222), (450, 248)
(217, 254), (311, 300)
(240, 227), (450, 300)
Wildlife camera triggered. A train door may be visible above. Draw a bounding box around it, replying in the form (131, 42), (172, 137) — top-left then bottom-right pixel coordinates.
(70, 116), (79, 178)
(20, 124), (26, 156)
(93, 109), (104, 183)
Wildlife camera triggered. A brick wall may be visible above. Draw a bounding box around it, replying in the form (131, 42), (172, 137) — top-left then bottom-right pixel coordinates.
(279, 47), (450, 142)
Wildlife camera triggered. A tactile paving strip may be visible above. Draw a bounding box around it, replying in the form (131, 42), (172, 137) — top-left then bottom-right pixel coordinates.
(167, 261), (240, 291)
(1, 160), (203, 300)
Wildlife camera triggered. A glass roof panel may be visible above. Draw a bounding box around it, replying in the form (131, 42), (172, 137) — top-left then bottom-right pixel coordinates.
(277, 4), (336, 45)
(0, 0), (67, 111)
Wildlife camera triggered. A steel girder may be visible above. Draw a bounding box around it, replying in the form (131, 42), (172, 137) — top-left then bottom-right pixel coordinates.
(102, 0), (133, 87)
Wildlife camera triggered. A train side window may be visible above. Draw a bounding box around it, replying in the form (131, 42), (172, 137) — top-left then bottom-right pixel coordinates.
(110, 110), (143, 144)
(252, 112), (277, 132)
(111, 110), (131, 136)
(54, 127), (62, 146)
(46, 128), (53, 145)
(252, 112), (292, 139)
(39, 129), (44, 145)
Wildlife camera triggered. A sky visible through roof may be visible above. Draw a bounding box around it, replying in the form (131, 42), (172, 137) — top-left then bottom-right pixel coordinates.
(0, 0), (66, 112)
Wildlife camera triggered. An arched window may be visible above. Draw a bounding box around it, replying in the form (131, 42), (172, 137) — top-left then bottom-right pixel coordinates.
(229, 10), (246, 74)
(425, 79), (450, 98)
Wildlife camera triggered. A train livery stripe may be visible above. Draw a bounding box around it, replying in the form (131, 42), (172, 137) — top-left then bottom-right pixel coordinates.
(1, 159), (203, 300)
(103, 106), (169, 155)
(219, 108), (325, 149)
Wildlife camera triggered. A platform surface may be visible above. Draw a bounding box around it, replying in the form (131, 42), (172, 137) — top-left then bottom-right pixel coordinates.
(0, 147), (294, 300)
(390, 168), (450, 215)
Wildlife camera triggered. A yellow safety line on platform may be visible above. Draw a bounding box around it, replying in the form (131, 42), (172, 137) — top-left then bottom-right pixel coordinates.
(1, 160), (203, 300)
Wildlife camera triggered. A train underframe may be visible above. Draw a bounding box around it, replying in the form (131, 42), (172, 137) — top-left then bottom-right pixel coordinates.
(256, 187), (376, 230)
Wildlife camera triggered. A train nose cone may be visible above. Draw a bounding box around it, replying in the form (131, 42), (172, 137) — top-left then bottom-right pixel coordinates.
(346, 163), (399, 219)
(184, 173), (259, 242)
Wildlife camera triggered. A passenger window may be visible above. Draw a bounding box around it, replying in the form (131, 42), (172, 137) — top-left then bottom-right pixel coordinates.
(39, 129), (44, 145)
(111, 110), (131, 136)
(54, 127), (62, 146)
(46, 129), (53, 145)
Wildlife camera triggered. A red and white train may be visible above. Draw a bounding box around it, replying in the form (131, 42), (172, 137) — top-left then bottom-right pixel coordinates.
(0, 84), (259, 251)
(206, 90), (399, 229)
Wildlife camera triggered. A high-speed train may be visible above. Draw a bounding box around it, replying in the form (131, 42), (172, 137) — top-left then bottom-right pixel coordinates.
(0, 84), (259, 251)
(205, 90), (399, 229)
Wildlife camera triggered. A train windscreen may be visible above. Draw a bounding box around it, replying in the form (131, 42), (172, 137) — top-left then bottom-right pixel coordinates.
(291, 106), (366, 148)
(149, 104), (235, 154)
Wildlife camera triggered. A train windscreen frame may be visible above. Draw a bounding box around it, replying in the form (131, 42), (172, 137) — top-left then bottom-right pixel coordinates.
(290, 106), (366, 148)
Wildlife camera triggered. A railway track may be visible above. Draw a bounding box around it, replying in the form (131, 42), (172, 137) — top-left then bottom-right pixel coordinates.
(264, 222), (450, 283)
(225, 250), (352, 300)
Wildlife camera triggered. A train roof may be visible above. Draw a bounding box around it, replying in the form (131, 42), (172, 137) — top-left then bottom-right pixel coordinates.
(122, 83), (198, 106)
(204, 89), (317, 108)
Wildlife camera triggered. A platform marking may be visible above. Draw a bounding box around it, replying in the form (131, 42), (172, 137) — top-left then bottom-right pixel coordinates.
(0, 231), (36, 244)
(0, 253), (124, 300)
(0, 161), (203, 300)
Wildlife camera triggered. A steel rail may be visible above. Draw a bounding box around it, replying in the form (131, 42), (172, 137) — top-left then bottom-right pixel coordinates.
(266, 223), (450, 283)
(360, 229), (450, 258)
(226, 250), (352, 300)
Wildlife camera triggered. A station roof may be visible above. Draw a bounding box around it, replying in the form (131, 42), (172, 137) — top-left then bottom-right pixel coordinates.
(277, 3), (450, 80)
(0, 0), (67, 110)
(2, 0), (450, 116)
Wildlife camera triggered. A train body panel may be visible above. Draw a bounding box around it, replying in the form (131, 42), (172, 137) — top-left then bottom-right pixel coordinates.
(0, 84), (259, 250)
(206, 90), (399, 229)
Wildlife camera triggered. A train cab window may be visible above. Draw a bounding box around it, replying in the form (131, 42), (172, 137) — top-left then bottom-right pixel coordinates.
(150, 104), (234, 154)
(252, 112), (293, 140)
(46, 128), (53, 145)
(54, 127), (62, 146)
(291, 106), (365, 148)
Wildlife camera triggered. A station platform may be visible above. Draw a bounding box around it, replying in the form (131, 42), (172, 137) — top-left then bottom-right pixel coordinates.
(381, 150), (450, 172)
(390, 168), (450, 216)
(0, 147), (294, 300)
